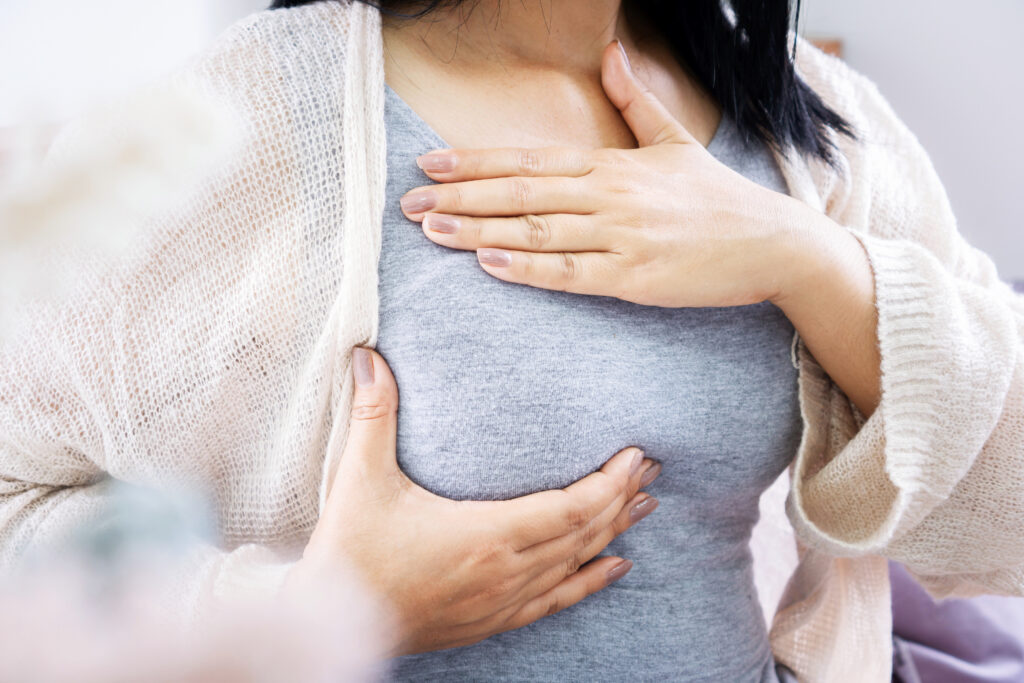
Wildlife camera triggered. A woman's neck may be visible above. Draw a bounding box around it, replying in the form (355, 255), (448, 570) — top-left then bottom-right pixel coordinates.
(382, 1), (634, 76)
(381, 0), (721, 150)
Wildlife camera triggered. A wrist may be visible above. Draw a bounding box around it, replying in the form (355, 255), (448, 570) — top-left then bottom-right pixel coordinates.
(766, 199), (846, 309)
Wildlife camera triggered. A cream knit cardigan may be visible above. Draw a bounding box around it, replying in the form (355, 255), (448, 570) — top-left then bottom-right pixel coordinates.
(2, 3), (1023, 681)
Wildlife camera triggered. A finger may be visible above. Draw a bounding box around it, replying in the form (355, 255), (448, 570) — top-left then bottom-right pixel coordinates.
(519, 492), (658, 587)
(501, 447), (646, 550)
(500, 556), (633, 632)
(600, 39), (695, 147)
(475, 248), (624, 297)
(336, 346), (402, 484)
(422, 212), (613, 254)
(399, 176), (591, 221)
(415, 146), (597, 182)
(518, 460), (661, 562)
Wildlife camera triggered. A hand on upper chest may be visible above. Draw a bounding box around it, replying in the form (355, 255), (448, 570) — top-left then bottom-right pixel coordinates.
(395, 40), (820, 311)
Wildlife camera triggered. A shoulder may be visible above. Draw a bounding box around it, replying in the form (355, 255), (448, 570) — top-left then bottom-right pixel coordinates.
(791, 38), (959, 263)
(177, 1), (369, 94)
(204, 1), (365, 54)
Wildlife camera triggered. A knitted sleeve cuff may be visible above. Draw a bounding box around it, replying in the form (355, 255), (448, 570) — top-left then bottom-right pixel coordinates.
(786, 229), (1017, 556)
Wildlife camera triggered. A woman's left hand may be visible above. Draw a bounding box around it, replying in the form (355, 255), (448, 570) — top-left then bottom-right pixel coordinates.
(399, 39), (829, 309)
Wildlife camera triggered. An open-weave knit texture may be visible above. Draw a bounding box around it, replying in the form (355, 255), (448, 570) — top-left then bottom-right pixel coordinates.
(2, 3), (1022, 681)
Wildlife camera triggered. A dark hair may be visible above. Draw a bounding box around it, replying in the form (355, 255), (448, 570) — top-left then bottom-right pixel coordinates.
(270, 0), (854, 164)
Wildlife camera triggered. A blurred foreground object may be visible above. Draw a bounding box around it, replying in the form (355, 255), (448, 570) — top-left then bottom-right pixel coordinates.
(0, 482), (388, 683)
(0, 83), (240, 334)
(0, 79), (390, 681)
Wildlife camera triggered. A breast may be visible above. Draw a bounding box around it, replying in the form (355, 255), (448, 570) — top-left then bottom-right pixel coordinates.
(379, 245), (801, 508)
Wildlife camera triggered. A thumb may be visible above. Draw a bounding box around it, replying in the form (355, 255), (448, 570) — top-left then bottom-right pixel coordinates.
(340, 346), (402, 483)
(601, 39), (694, 147)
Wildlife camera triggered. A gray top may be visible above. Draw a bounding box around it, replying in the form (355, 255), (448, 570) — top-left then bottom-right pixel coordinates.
(377, 84), (802, 682)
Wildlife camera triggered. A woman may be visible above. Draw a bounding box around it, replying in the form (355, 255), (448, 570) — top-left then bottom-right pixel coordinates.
(1, 0), (1022, 681)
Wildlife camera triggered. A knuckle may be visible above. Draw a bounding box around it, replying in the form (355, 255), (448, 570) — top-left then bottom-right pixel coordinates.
(448, 184), (465, 211)
(577, 520), (600, 550)
(350, 399), (394, 422)
(522, 213), (552, 250)
(470, 217), (487, 244)
(545, 595), (564, 618)
(562, 550), (584, 577)
(509, 178), (532, 210)
(564, 500), (590, 533)
(559, 253), (578, 287)
(516, 149), (542, 175)
(520, 253), (537, 281)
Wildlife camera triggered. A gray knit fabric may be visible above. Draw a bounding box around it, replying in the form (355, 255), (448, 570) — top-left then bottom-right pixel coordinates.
(377, 84), (802, 682)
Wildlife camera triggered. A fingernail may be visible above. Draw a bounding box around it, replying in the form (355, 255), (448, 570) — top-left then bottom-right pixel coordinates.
(425, 213), (460, 234)
(353, 347), (374, 386)
(416, 153), (457, 173)
(629, 449), (645, 477)
(400, 190), (437, 214)
(477, 248), (512, 267)
(615, 39), (632, 72)
(639, 461), (662, 488)
(629, 497), (659, 524)
(606, 559), (633, 585)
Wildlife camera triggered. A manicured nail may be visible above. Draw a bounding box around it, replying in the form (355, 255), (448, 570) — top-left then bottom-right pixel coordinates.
(615, 39), (632, 72)
(425, 213), (460, 234)
(639, 461), (662, 488)
(353, 347), (374, 386)
(606, 559), (633, 585)
(629, 497), (658, 524)
(629, 449), (645, 477)
(477, 248), (512, 267)
(416, 153), (457, 173)
(400, 190), (437, 214)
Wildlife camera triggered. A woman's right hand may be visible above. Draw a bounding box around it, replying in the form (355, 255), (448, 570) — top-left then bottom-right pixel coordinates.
(287, 347), (661, 657)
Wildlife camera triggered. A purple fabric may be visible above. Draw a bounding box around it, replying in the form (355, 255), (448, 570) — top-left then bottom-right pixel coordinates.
(890, 561), (1024, 682)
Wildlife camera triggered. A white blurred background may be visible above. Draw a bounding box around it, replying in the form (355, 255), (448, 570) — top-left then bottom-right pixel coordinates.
(1, 0), (1022, 280)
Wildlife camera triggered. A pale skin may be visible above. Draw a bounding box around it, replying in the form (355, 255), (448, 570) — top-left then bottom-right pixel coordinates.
(290, 0), (883, 659)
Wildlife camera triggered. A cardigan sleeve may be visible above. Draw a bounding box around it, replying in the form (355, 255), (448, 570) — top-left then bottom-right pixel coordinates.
(0, 8), (353, 616)
(784, 43), (1024, 599)
(0, 289), (298, 618)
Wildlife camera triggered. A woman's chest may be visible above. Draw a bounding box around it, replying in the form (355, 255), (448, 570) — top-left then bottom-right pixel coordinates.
(376, 87), (802, 511)
(377, 244), (802, 512)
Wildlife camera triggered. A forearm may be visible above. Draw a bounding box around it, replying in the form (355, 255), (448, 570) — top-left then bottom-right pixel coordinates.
(770, 200), (882, 419)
